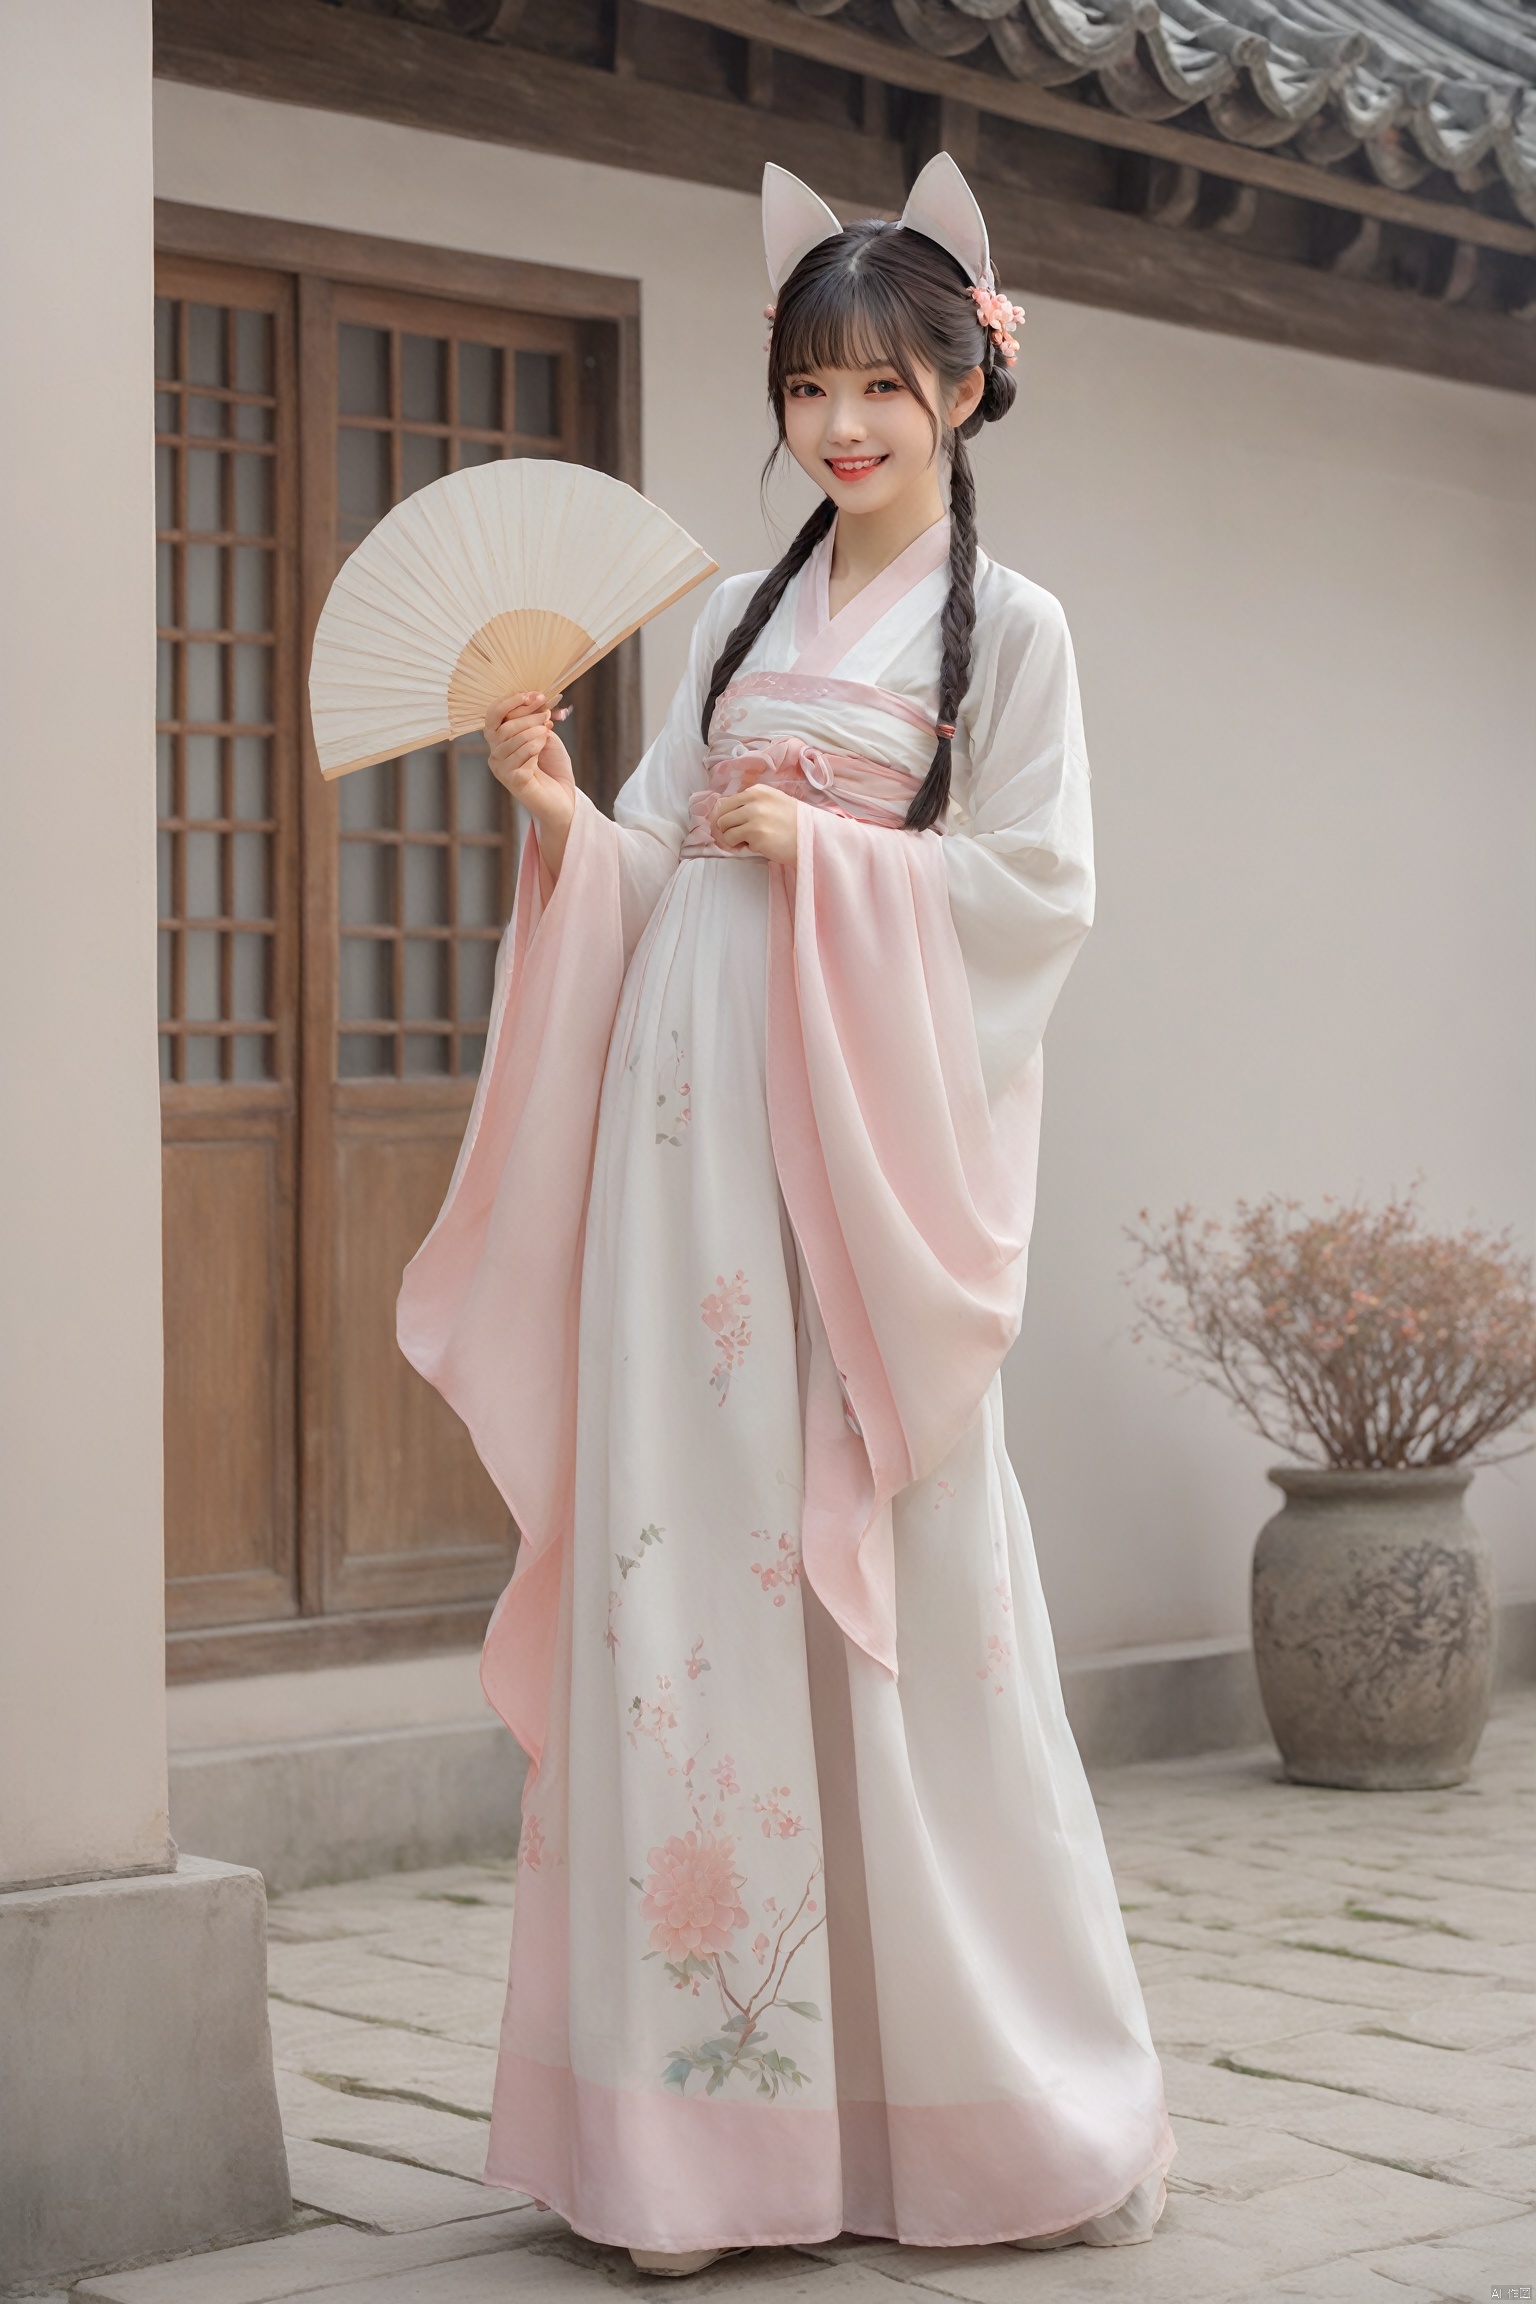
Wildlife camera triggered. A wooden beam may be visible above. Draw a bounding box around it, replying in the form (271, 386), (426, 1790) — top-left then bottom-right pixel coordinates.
(151, 0), (1535, 393)
(154, 198), (641, 319)
(644, 0), (1536, 262)
(979, 173), (1534, 394)
(153, 0), (905, 213)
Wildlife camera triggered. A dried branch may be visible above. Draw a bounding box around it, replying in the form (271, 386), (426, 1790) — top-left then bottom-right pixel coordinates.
(1125, 1192), (1536, 1470)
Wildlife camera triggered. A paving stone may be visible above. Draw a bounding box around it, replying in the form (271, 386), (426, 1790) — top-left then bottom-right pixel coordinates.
(1247, 1910), (1492, 1963)
(73, 2210), (557, 2302)
(1267, 2088), (1517, 2170)
(1151, 2157), (1525, 2289)
(1224, 2026), (1536, 2128)
(1429, 2141), (1536, 2203)
(1213, 1942), (1511, 2013)
(1353, 1882), (1534, 1944)
(276, 2069), (494, 2185)
(267, 1905), (402, 1946)
(1121, 1916), (1257, 1960)
(1361, 2208), (1536, 2302)
(861, 2217), (1257, 2304)
(268, 1942), (502, 2048)
(1159, 2050), (1366, 2129)
(1247, 2260), (1443, 2300)
(360, 1918), (516, 1985)
(1139, 1972), (1360, 2052)
(537, 2232), (890, 2295)
(290, 2252), (903, 2303)
(283, 2137), (510, 2234)
(266, 1998), (499, 2116)
(1417, 1851), (1536, 1895)
(1164, 2116), (1349, 2199)
(1383, 1989), (1536, 2053)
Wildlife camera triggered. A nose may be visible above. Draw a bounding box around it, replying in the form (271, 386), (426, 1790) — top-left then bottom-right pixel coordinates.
(824, 394), (867, 445)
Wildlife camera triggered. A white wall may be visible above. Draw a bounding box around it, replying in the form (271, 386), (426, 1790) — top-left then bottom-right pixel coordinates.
(154, 84), (1536, 1659)
(1, 2), (169, 1886)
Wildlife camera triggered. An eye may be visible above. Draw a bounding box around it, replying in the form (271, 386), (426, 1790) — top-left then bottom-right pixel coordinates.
(867, 377), (902, 394)
(786, 380), (824, 399)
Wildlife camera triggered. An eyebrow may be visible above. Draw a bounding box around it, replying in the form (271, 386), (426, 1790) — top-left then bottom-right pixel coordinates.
(787, 363), (901, 380)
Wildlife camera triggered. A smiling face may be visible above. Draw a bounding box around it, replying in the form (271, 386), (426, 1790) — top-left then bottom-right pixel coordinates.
(782, 360), (952, 520)
(764, 221), (994, 529)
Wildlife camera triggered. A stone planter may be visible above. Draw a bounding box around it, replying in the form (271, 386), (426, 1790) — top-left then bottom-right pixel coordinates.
(1252, 1467), (1494, 1790)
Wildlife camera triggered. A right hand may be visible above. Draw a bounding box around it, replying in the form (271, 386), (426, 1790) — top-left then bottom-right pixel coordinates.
(486, 693), (577, 871)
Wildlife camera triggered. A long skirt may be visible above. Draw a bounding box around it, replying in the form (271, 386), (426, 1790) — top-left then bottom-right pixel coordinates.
(484, 853), (1173, 2251)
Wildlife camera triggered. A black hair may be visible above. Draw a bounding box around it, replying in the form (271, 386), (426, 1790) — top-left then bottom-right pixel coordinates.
(699, 217), (1017, 831)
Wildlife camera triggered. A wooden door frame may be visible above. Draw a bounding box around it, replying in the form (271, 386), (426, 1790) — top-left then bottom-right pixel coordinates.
(156, 203), (643, 1682)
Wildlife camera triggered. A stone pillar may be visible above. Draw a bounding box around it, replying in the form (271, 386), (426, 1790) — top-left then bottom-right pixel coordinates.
(0, 4), (289, 2282)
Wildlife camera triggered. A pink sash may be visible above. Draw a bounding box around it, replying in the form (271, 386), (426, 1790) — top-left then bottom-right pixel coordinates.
(680, 734), (920, 859)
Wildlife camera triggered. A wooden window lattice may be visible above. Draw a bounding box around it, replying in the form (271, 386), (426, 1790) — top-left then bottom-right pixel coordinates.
(155, 294), (282, 1085)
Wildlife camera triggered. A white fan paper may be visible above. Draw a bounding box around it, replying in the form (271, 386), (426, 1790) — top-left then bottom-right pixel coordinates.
(309, 459), (717, 779)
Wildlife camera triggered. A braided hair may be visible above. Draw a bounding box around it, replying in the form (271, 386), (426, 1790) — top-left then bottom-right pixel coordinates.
(700, 218), (1017, 832)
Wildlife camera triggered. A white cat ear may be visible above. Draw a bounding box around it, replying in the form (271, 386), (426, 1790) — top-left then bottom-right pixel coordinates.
(899, 151), (992, 288)
(762, 163), (843, 294)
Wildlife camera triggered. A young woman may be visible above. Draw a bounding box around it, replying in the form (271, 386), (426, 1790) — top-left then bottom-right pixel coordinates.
(399, 155), (1173, 2271)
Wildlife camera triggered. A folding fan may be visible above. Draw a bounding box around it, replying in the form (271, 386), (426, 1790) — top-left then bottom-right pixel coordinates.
(309, 460), (717, 779)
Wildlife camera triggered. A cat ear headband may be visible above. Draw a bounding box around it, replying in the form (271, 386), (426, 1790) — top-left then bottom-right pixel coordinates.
(761, 151), (1025, 364)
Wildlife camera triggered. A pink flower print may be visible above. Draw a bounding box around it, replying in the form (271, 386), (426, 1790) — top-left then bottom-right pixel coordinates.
(639, 1830), (749, 1960)
(701, 1271), (752, 1404)
(519, 1813), (545, 1872)
(750, 1528), (802, 1606)
(627, 1683), (681, 1758)
(712, 1754), (739, 1795)
(751, 1931), (772, 1966)
(977, 1631), (1012, 1695)
(753, 1785), (804, 1839)
(684, 1638), (711, 1681)
(934, 1479), (956, 1511)
(655, 1032), (692, 1147)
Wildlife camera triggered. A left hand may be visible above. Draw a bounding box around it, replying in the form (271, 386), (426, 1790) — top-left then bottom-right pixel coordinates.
(712, 783), (800, 864)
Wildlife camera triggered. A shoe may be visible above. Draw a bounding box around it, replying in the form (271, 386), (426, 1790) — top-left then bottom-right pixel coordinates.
(1013, 2175), (1167, 2251)
(629, 2248), (747, 2277)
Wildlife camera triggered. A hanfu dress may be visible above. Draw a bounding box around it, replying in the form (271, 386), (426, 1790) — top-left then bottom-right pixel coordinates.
(398, 513), (1175, 2253)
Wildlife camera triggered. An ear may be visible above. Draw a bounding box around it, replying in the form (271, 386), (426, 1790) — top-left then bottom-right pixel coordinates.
(948, 365), (985, 431)
(762, 163), (843, 294)
(899, 152), (992, 288)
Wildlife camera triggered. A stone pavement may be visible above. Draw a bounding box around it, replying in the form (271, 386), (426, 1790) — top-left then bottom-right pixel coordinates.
(69, 1693), (1535, 2304)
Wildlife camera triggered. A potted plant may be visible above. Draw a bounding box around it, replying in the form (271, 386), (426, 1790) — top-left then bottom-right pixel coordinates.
(1126, 1193), (1536, 1789)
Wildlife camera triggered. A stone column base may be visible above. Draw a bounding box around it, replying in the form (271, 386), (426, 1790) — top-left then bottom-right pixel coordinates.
(0, 1855), (290, 2288)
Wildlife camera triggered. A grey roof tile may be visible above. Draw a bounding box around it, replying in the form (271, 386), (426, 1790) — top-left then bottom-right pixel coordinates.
(815, 0), (1536, 219)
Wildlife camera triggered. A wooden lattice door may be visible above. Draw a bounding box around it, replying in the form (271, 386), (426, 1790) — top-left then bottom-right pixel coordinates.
(156, 232), (630, 1667)
(295, 283), (590, 1620)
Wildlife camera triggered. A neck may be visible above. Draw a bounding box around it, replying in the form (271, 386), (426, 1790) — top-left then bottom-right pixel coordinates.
(827, 469), (946, 600)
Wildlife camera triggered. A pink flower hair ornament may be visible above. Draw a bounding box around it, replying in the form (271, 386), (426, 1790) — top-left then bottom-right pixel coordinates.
(970, 280), (1025, 366)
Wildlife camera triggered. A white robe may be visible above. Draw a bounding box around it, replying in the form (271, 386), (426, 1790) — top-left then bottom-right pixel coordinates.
(399, 517), (1174, 2251)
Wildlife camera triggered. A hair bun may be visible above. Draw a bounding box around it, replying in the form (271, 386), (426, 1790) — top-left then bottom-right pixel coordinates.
(956, 349), (1016, 441)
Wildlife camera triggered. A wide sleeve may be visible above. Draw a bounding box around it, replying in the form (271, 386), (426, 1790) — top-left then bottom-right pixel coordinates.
(611, 572), (760, 954)
(395, 573), (755, 1769)
(943, 570), (1095, 1105)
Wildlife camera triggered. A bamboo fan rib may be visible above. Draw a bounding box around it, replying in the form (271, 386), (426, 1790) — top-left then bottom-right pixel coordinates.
(309, 460), (717, 780)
